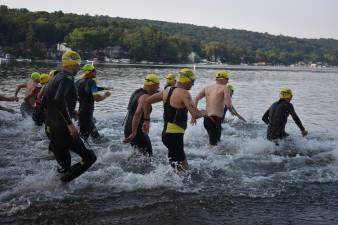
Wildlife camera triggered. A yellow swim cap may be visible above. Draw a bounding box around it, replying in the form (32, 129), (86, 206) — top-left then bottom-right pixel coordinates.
(144, 73), (160, 85)
(280, 88), (293, 99)
(40, 73), (50, 85)
(62, 50), (81, 66)
(216, 70), (229, 79)
(165, 73), (176, 82)
(177, 68), (195, 83)
(49, 70), (58, 78)
(31, 72), (40, 81)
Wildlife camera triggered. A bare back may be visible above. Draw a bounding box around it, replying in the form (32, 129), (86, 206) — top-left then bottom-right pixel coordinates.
(204, 83), (229, 117)
(162, 87), (189, 109)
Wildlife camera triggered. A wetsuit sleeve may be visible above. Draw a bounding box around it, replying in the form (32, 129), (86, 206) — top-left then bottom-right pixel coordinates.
(262, 108), (270, 124)
(54, 78), (73, 125)
(89, 80), (100, 96)
(289, 104), (305, 131)
(97, 86), (104, 91)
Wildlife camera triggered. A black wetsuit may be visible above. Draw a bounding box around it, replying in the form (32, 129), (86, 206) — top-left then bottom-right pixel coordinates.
(124, 88), (152, 156)
(162, 87), (188, 166)
(262, 99), (305, 141)
(204, 115), (222, 145)
(76, 78), (103, 140)
(164, 84), (174, 89)
(43, 70), (96, 173)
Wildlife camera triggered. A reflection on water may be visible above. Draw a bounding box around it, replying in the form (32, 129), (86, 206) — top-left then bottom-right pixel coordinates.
(1, 64), (338, 224)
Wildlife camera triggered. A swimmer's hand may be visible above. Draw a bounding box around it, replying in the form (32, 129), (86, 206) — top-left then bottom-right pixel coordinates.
(142, 121), (150, 134)
(104, 91), (111, 98)
(301, 130), (308, 137)
(190, 117), (197, 125)
(7, 108), (15, 114)
(67, 123), (78, 136)
(123, 131), (136, 143)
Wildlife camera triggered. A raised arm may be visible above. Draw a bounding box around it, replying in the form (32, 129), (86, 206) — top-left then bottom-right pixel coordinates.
(15, 83), (27, 97)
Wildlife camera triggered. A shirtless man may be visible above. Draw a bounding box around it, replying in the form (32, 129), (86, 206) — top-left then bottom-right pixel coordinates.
(143, 68), (206, 171)
(15, 72), (41, 117)
(193, 71), (246, 147)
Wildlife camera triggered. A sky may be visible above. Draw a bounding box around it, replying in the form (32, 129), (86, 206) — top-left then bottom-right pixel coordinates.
(1, 0), (338, 40)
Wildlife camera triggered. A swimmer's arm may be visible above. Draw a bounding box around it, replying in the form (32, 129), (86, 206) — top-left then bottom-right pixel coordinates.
(289, 105), (305, 131)
(194, 88), (205, 107)
(0, 105), (15, 113)
(124, 95), (148, 143)
(93, 92), (110, 102)
(231, 106), (247, 122)
(183, 92), (205, 119)
(0, 95), (15, 101)
(15, 83), (27, 97)
(90, 80), (110, 102)
(223, 87), (235, 115)
(262, 109), (270, 124)
(143, 91), (163, 119)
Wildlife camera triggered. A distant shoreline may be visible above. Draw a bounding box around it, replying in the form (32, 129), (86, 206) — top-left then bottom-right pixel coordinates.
(2, 60), (338, 74)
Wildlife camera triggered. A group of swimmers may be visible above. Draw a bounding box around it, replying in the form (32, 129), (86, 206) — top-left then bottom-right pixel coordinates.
(0, 50), (308, 180)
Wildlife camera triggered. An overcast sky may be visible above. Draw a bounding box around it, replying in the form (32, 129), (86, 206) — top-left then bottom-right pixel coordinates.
(1, 0), (337, 39)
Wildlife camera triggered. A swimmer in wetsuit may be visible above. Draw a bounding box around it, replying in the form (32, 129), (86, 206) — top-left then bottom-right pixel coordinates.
(143, 68), (206, 171)
(42, 50), (96, 181)
(262, 88), (308, 144)
(76, 64), (111, 140)
(123, 73), (160, 157)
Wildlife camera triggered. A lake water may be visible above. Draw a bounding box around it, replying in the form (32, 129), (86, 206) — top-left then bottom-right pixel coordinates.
(1, 64), (338, 225)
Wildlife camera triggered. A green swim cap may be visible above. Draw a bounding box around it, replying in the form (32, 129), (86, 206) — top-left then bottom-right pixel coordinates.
(31, 72), (40, 81)
(82, 64), (95, 72)
(227, 84), (235, 92)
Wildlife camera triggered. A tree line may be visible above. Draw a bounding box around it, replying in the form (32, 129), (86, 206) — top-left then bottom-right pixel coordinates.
(0, 5), (337, 65)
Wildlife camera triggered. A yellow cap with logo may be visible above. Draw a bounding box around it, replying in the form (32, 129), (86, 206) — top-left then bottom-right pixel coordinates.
(40, 73), (50, 85)
(177, 68), (195, 83)
(165, 73), (176, 82)
(216, 70), (229, 79)
(279, 88), (293, 99)
(62, 50), (81, 66)
(144, 73), (160, 85)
